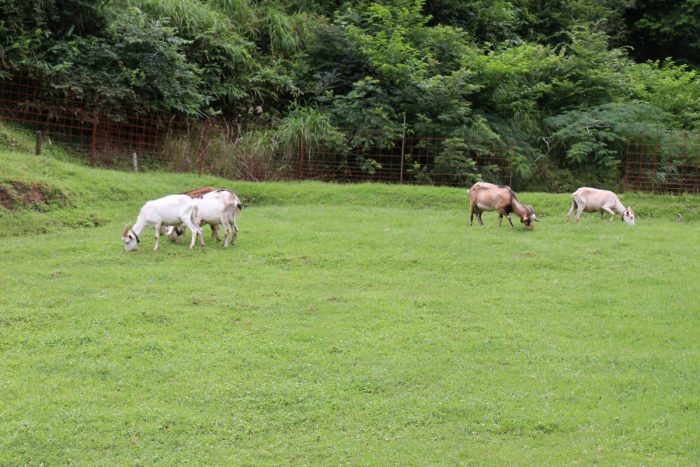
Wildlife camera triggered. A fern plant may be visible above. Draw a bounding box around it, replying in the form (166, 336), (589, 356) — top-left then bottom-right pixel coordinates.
(546, 101), (668, 169)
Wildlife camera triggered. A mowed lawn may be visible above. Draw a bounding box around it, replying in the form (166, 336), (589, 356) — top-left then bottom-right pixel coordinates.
(1, 156), (699, 464)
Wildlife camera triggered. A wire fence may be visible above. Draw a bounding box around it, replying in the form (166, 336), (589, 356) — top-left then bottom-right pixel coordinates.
(1, 75), (699, 192)
(624, 134), (700, 193)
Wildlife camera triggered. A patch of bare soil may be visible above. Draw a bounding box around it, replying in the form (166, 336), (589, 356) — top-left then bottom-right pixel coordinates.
(0, 180), (69, 211)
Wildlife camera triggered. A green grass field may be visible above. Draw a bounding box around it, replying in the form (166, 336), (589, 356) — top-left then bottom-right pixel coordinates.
(1, 149), (699, 464)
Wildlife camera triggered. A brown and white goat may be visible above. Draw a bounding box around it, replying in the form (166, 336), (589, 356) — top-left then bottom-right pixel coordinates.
(165, 186), (225, 242)
(166, 187), (242, 247)
(192, 189), (242, 247)
(566, 187), (635, 224)
(469, 182), (538, 228)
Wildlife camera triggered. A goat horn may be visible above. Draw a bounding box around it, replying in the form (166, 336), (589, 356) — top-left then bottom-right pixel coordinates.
(122, 223), (133, 236)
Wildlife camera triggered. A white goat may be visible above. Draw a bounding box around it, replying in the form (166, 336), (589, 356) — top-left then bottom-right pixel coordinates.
(167, 189), (242, 247)
(566, 187), (635, 225)
(469, 182), (538, 228)
(122, 194), (203, 251)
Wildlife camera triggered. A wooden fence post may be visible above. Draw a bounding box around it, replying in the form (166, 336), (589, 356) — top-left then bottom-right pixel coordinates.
(132, 152), (139, 172)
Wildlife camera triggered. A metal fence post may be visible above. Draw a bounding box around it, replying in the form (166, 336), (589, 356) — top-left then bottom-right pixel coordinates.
(623, 138), (631, 191)
(35, 131), (41, 155)
(198, 120), (209, 176)
(400, 115), (406, 184)
(299, 127), (305, 179)
(90, 114), (98, 166)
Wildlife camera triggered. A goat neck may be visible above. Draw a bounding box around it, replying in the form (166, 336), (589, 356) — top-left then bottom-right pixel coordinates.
(511, 198), (529, 219)
(612, 199), (626, 215)
(130, 217), (148, 238)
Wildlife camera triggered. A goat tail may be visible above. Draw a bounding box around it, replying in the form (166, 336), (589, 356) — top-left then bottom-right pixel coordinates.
(572, 199), (578, 210)
(190, 205), (203, 235)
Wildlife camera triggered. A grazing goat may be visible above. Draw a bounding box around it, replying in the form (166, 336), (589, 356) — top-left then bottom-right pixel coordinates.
(168, 189), (242, 247)
(469, 182), (538, 228)
(193, 189), (242, 247)
(566, 187), (635, 225)
(122, 194), (203, 251)
(166, 186), (224, 242)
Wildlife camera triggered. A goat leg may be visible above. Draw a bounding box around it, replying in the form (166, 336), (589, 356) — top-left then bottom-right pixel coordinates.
(154, 222), (161, 251)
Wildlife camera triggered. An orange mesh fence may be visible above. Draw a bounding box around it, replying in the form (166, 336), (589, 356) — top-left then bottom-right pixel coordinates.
(624, 134), (700, 193)
(9, 76), (700, 192)
(0, 76), (515, 187)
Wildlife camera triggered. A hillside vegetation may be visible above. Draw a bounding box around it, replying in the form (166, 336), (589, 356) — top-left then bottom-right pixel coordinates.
(2, 0), (700, 189)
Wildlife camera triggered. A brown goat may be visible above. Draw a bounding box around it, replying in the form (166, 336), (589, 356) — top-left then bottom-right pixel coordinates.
(469, 182), (538, 228)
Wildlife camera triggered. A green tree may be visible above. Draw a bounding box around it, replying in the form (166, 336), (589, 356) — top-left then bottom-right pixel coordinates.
(45, 7), (204, 115)
(423, 0), (520, 43)
(517, 0), (632, 45)
(627, 60), (700, 129)
(0, 0), (109, 77)
(545, 101), (668, 178)
(624, 0), (700, 67)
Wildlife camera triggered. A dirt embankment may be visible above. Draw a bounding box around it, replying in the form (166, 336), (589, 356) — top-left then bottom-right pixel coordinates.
(0, 180), (70, 211)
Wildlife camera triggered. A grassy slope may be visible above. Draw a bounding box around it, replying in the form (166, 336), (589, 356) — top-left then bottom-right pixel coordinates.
(1, 149), (699, 237)
(1, 149), (699, 464)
